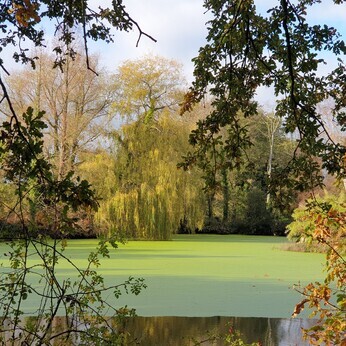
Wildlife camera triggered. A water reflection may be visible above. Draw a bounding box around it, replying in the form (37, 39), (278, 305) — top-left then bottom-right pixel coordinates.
(1, 315), (316, 345)
(124, 316), (316, 345)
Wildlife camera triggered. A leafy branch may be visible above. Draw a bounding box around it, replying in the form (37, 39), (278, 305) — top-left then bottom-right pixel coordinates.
(0, 108), (146, 344)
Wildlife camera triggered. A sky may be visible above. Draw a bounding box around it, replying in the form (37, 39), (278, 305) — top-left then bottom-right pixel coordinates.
(87, 0), (210, 82)
(88, 0), (346, 71)
(2, 0), (346, 107)
(86, 0), (346, 107)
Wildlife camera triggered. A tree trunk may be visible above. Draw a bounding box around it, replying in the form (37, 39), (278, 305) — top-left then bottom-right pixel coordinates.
(207, 191), (215, 220)
(221, 165), (229, 223)
(58, 56), (70, 180)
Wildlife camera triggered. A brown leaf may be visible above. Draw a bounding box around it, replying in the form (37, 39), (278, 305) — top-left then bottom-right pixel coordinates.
(292, 298), (309, 317)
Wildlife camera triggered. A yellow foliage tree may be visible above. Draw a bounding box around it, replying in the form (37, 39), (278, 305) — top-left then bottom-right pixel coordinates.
(96, 114), (205, 240)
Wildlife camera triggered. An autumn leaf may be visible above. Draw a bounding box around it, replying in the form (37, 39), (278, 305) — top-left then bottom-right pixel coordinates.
(292, 298), (309, 317)
(10, 0), (41, 27)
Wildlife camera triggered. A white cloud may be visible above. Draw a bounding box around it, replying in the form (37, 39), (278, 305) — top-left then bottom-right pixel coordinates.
(88, 0), (209, 82)
(90, 0), (345, 79)
(2, 0), (345, 106)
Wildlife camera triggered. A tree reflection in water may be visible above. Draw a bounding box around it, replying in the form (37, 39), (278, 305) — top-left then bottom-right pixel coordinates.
(1, 316), (316, 345)
(124, 316), (317, 345)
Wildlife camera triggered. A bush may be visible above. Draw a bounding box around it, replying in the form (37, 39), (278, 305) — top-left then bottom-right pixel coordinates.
(227, 188), (291, 236)
(286, 191), (346, 243)
(201, 216), (231, 234)
(0, 220), (29, 240)
(243, 188), (272, 235)
(197, 188), (291, 236)
(177, 216), (192, 234)
(292, 204), (346, 345)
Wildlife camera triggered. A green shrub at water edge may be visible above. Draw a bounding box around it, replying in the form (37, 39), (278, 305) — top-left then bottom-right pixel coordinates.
(286, 191), (346, 248)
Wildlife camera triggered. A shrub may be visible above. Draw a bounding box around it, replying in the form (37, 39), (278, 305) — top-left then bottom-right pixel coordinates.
(286, 191), (346, 244)
(292, 204), (346, 345)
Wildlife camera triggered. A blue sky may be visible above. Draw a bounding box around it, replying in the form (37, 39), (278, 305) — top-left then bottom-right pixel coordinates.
(2, 0), (346, 107)
(88, 0), (209, 82)
(89, 0), (346, 73)
(86, 0), (345, 107)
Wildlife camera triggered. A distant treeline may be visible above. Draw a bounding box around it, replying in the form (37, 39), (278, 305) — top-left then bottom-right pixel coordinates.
(0, 55), (300, 240)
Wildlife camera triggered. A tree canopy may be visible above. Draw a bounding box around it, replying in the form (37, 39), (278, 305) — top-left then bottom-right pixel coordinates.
(0, 1), (152, 343)
(111, 56), (185, 122)
(182, 0), (346, 343)
(183, 0), (346, 197)
(0, 0), (155, 71)
(2, 50), (113, 178)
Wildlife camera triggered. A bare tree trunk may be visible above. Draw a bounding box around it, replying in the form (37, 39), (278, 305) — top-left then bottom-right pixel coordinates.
(266, 130), (275, 206)
(264, 114), (281, 208)
(58, 56), (70, 180)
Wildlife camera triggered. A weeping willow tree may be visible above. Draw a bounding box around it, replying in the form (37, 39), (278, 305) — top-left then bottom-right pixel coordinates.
(89, 56), (205, 240)
(96, 115), (205, 240)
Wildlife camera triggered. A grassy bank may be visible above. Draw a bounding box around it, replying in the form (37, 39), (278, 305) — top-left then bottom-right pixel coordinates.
(0, 235), (325, 318)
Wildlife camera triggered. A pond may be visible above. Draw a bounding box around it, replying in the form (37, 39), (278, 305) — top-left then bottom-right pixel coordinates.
(0, 235), (325, 318)
(1, 315), (316, 345)
(0, 235), (324, 344)
(123, 316), (315, 345)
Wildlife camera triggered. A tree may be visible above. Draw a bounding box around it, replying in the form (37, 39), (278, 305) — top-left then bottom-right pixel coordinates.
(3, 49), (113, 179)
(0, 1), (152, 343)
(96, 111), (205, 240)
(76, 150), (117, 201)
(241, 112), (297, 232)
(291, 200), (345, 345)
(181, 108), (295, 234)
(108, 117), (203, 240)
(257, 113), (282, 207)
(0, 0), (155, 71)
(183, 0), (346, 342)
(111, 55), (185, 122)
(183, 0), (346, 192)
(89, 56), (205, 240)
(180, 122), (233, 231)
